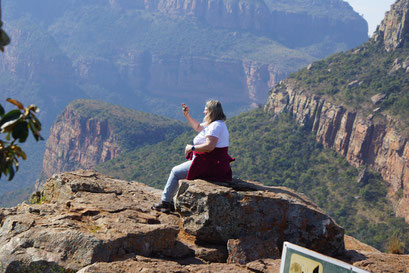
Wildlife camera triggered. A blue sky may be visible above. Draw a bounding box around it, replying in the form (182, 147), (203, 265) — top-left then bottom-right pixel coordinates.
(346, 0), (396, 36)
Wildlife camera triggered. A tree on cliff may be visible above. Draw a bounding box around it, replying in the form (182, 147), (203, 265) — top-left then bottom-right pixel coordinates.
(0, 99), (43, 181)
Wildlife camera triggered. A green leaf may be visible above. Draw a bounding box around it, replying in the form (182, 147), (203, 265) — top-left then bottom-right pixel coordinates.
(31, 114), (42, 131)
(0, 109), (22, 128)
(0, 29), (10, 48)
(14, 146), (27, 160)
(28, 119), (37, 134)
(7, 165), (15, 181)
(28, 119), (43, 141)
(1, 118), (20, 133)
(12, 121), (29, 143)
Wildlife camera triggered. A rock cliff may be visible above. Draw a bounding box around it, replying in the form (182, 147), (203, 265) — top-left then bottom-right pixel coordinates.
(374, 0), (409, 51)
(264, 79), (409, 222)
(114, 51), (283, 105)
(41, 106), (120, 181)
(1, 170), (407, 272)
(110, 0), (367, 49)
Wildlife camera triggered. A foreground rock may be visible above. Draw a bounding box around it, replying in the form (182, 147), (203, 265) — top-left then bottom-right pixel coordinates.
(0, 170), (407, 272)
(177, 179), (344, 263)
(0, 170), (183, 272)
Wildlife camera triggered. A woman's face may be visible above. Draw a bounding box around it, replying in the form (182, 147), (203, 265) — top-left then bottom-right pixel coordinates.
(203, 107), (209, 116)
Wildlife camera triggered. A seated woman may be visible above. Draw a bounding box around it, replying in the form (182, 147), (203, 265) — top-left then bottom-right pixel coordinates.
(152, 100), (234, 213)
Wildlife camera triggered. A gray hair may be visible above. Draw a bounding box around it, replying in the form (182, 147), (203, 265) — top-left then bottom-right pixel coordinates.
(204, 100), (226, 125)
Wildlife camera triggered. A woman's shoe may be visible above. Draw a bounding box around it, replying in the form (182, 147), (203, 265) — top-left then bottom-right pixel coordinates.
(151, 201), (175, 213)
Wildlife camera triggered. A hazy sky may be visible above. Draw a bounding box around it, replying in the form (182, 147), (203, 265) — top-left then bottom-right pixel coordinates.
(346, 0), (396, 36)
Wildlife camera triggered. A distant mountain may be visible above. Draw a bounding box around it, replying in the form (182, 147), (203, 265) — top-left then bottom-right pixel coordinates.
(0, 0), (367, 202)
(1, 0), (368, 118)
(264, 0), (409, 224)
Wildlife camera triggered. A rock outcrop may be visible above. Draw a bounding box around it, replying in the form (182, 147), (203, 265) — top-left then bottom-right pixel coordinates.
(41, 106), (121, 181)
(177, 179), (344, 261)
(264, 79), (409, 223)
(1, 170), (407, 272)
(374, 0), (409, 51)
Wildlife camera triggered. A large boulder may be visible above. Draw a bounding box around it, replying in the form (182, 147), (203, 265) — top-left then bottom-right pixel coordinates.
(176, 179), (345, 262)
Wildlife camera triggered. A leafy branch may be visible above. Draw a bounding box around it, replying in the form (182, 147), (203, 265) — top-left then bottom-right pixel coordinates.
(0, 98), (43, 181)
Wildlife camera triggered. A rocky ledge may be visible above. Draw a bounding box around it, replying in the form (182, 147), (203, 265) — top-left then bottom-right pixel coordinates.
(0, 170), (408, 272)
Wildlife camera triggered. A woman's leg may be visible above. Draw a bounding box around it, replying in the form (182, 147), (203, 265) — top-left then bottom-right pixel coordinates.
(161, 160), (192, 202)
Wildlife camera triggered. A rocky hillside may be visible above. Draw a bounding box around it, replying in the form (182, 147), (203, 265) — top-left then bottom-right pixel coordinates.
(373, 0), (409, 51)
(264, 0), (409, 223)
(1, 170), (407, 272)
(39, 100), (187, 188)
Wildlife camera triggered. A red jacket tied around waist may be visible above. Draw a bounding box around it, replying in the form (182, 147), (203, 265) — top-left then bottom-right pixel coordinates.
(186, 147), (235, 182)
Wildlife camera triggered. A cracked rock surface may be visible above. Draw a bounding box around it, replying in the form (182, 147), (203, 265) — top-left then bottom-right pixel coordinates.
(0, 170), (407, 273)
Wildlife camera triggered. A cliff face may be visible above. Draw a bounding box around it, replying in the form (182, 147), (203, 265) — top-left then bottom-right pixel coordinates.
(73, 50), (283, 105)
(264, 80), (409, 222)
(113, 51), (282, 105)
(374, 0), (409, 51)
(2, 170), (405, 273)
(40, 100), (188, 188)
(110, 0), (367, 49)
(42, 106), (121, 180)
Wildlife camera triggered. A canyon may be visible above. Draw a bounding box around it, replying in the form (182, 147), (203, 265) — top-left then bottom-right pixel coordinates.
(0, 0), (369, 202)
(264, 80), (409, 222)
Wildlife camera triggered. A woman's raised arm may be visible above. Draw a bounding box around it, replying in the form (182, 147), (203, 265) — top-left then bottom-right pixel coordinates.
(182, 103), (204, 132)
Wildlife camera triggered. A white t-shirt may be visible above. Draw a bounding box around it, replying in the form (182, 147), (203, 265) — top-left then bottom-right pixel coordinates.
(193, 120), (229, 148)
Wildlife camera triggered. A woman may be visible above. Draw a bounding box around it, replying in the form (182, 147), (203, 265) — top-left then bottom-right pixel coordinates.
(152, 100), (234, 213)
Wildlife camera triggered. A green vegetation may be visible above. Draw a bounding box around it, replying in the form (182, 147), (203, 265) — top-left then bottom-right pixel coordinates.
(288, 40), (409, 135)
(264, 0), (358, 20)
(96, 109), (409, 253)
(49, 6), (314, 69)
(68, 99), (189, 151)
(0, 99), (43, 181)
(28, 190), (45, 205)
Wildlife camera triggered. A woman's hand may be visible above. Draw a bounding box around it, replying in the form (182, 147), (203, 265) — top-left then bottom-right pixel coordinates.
(185, 136), (218, 155)
(185, 144), (193, 156)
(181, 103), (190, 117)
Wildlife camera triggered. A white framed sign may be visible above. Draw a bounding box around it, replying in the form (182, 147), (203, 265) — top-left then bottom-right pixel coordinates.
(279, 242), (370, 273)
